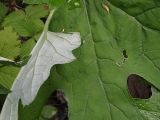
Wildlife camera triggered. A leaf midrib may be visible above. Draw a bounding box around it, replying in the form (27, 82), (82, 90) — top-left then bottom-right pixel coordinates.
(82, 0), (113, 119)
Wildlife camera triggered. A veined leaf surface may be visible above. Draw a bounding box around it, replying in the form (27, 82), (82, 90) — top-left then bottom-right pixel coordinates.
(37, 0), (160, 120)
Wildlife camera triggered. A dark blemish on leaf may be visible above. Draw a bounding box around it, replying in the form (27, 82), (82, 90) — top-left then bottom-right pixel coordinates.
(122, 50), (128, 58)
(127, 74), (152, 99)
(47, 89), (68, 120)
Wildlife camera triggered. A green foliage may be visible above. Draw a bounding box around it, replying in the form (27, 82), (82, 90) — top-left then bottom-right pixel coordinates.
(49, 0), (65, 8)
(23, 0), (49, 4)
(24, 0), (81, 9)
(2, 4), (49, 36)
(0, 84), (10, 94)
(0, 2), (7, 25)
(0, 27), (20, 60)
(20, 38), (36, 58)
(0, 28), (20, 89)
(0, 65), (19, 89)
(24, 0), (65, 8)
(1, 0), (160, 120)
(39, 105), (57, 119)
(67, 0), (81, 9)
(0, 4), (48, 91)
(19, 0), (160, 120)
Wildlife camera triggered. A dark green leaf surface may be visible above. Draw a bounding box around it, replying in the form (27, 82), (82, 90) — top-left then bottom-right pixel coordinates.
(24, 0), (65, 8)
(0, 84), (10, 94)
(19, 0), (160, 120)
(24, 0), (49, 4)
(0, 2), (7, 25)
(0, 65), (19, 89)
(24, 0), (80, 9)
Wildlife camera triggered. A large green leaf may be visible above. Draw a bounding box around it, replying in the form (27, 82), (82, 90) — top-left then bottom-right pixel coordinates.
(19, 0), (160, 120)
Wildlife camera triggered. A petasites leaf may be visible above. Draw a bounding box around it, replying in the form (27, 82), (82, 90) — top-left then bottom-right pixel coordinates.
(20, 0), (160, 120)
(0, 9), (81, 120)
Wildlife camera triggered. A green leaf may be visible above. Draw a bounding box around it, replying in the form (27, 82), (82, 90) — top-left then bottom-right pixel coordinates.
(25, 5), (49, 19)
(67, 0), (81, 10)
(0, 2), (7, 25)
(24, 0), (81, 9)
(23, 0), (49, 4)
(39, 105), (57, 119)
(2, 4), (49, 36)
(20, 0), (160, 120)
(0, 65), (19, 89)
(0, 84), (11, 94)
(24, 0), (65, 8)
(20, 38), (36, 58)
(0, 27), (20, 60)
(51, 0), (160, 119)
(134, 88), (160, 119)
(49, 0), (65, 8)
